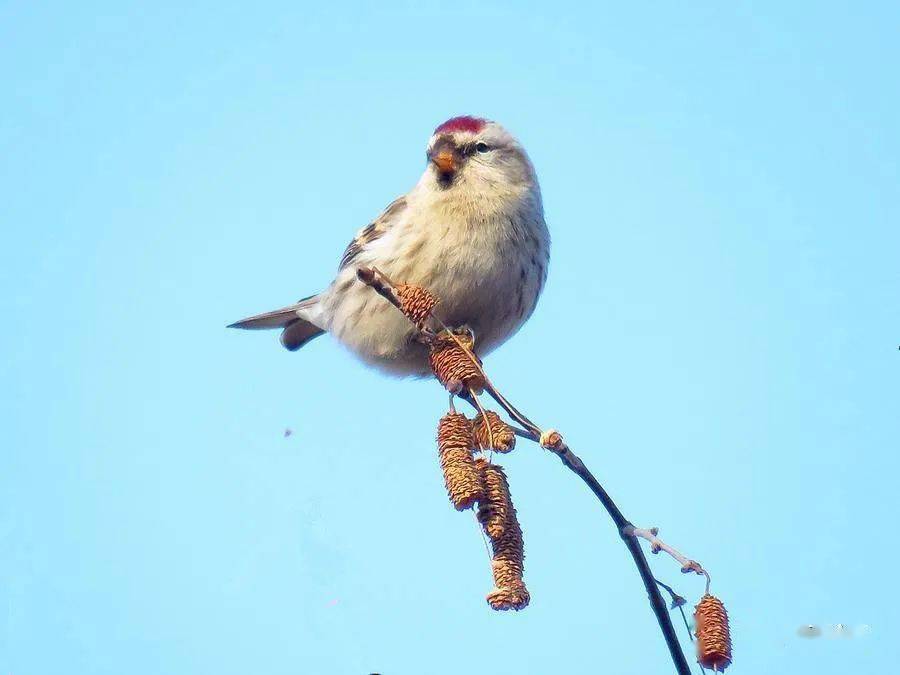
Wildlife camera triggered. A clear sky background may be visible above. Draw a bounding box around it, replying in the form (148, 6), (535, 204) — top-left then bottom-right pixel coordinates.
(2, 2), (898, 674)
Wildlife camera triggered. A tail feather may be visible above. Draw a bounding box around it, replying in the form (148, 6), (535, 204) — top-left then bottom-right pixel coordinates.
(228, 295), (325, 351)
(228, 306), (302, 330)
(280, 319), (325, 351)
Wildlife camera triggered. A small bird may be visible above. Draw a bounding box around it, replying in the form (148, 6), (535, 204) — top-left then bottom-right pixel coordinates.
(229, 116), (550, 376)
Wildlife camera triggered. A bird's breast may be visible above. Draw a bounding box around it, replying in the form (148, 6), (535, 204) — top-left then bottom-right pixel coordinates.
(379, 208), (547, 354)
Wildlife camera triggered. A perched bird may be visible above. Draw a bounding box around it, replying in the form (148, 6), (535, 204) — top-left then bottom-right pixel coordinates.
(229, 116), (550, 376)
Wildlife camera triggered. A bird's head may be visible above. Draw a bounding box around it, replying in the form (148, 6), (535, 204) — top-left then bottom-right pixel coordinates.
(425, 116), (536, 192)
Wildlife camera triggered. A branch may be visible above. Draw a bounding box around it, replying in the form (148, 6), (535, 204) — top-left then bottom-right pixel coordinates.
(656, 578), (707, 674)
(531, 439), (692, 675)
(355, 266), (404, 313)
(655, 578), (688, 611)
(356, 268), (693, 675)
(627, 526), (711, 594)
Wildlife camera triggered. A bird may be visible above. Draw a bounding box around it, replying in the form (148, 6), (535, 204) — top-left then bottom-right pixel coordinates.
(229, 116), (550, 377)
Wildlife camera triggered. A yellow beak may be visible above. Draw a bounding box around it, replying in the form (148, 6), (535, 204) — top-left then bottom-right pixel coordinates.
(432, 150), (457, 175)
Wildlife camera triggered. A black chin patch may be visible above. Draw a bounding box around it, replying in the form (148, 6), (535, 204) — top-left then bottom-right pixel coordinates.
(436, 171), (455, 188)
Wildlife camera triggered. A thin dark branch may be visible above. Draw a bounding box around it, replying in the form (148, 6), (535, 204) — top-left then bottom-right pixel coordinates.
(681, 605), (694, 640)
(657, 578), (706, 675)
(464, 393), (692, 674)
(656, 579), (706, 673)
(545, 443), (692, 674)
(655, 578), (688, 611)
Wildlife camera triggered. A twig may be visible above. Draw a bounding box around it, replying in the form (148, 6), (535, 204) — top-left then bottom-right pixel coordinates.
(469, 389), (495, 463)
(356, 268), (693, 675)
(655, 578), (688, 611)
(355, 267), (404, 313)
(655, 578), (706, 673)
(535, 438), (691, 674)
(627, 526), (711, 594)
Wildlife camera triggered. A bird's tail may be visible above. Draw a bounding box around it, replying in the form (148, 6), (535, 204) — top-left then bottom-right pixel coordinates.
(228, 295), (326, 351)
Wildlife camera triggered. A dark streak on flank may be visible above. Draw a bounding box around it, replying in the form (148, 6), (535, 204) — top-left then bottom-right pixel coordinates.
(406, 237), (425, 259)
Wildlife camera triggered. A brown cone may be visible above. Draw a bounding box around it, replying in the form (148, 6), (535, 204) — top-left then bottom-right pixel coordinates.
(473, 410), (516, 453)
(395, 283), (437, 330)
(694, 594), (732, 671)
(475, 458), (529, 610)
(436, 412), (482, 510)
(429, 331), (485, 393)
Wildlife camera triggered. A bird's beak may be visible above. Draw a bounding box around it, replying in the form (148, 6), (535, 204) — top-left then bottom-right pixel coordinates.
(431, 149), (457, 179)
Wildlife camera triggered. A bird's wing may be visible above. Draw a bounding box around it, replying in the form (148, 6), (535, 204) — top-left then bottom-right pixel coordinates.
(338, 196), (407, 270)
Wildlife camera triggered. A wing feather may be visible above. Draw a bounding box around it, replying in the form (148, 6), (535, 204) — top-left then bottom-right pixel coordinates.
(338, 196), (407, 270)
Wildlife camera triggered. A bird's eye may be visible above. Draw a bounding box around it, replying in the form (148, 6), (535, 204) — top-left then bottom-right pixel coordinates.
(475, 142), (490, 153)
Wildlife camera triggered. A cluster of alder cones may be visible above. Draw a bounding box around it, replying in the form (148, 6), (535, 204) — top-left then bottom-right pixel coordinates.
(394, 281), (733, 666)
(437, 409), (528, 610)
(394, 282), (529, 609)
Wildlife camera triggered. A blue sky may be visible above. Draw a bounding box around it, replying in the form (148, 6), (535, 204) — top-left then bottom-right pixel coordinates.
(2, 2), (898, 673)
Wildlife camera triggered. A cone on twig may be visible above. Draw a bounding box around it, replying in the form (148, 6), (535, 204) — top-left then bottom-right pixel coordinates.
(436, 412), (482, 510)
(476, 458), (512, 540)
(359, 273), (713, 667)
(395, 283), (438, 330)
(475, 458), (529, 610)
(429, 330), (486, 393)
(694, 594), (732, 671)
(473, 410), (516, 453)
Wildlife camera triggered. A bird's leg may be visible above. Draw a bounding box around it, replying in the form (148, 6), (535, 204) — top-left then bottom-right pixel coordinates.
(412, 328), (438, 344)
(438, 321), (543, 439)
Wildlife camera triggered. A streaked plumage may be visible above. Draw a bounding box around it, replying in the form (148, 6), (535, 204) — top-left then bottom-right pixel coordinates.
(230, 116), (550, 376)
